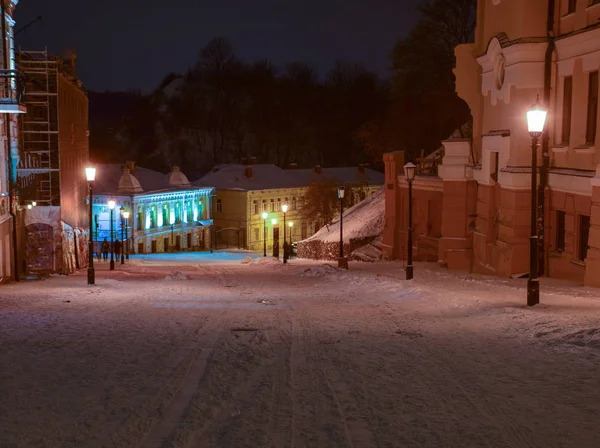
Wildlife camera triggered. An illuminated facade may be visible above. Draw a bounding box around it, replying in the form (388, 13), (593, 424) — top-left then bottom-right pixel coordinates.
(384, 0), (600, 287)
(92, 163), (213, 254)
(0, 0), (23, 282)
(195, 163), (383, 252)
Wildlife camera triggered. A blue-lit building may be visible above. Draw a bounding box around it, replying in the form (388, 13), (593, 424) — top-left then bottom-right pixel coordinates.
(92, 163), (214, 254)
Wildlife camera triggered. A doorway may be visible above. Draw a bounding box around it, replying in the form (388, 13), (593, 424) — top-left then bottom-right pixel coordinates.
(272, 226), (280, 257)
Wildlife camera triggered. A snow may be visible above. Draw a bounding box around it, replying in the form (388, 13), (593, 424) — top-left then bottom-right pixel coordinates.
(1, 254), (600, 447)
(305, 187), (384, 244)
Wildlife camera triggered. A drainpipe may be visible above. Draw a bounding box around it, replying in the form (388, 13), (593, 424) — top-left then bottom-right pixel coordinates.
(539, 0), (556, 276)
(1, 2), (19, 281)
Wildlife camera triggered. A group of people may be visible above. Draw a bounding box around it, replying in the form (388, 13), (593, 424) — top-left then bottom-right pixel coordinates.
(97, 238), (124, 261)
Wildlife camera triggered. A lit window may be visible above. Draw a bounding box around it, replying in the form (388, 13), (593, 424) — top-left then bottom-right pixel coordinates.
(270, 199), (275, 212)
(253, 200), (258, 215)
(216, 199), (222, 213)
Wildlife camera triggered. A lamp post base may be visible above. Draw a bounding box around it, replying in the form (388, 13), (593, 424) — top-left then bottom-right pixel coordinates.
(527, 278), (539, 306)
(87, 267), (95, 285)
(406, 264), (413, 280)
(338, 257), (348, 269)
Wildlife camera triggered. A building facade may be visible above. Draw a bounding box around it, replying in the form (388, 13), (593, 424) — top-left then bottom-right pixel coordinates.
(15, 50), (90, 276)
(92, 164), (214, 256)
(0, 0), (24, 282)
(195, 163), (383, 253)
(384, 0), (600, 287)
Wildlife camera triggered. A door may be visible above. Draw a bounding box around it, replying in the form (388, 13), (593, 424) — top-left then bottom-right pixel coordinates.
(187, 233), (192, 250)
(164, 238), (169, 252)
(176, 235), (181, 251)
(272, 226), (280, 257)
(138, 242), (144, 254)
(151, 240), (157, 253)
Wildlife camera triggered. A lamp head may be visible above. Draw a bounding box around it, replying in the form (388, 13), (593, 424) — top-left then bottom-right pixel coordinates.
(271, 218), (277, 225)
(338, 185), (345, 199)
(281, 203), (288, 213)
(122, 211), (130, 219)
(85, 166), (96, 182)
(288, 221), (293, 227)
(403, 162), (416, 183)
(108, 199), (116, 210)
(527, 94), (547, 138)
(261, 211), (268, 220)
(31, 201), (36, 207)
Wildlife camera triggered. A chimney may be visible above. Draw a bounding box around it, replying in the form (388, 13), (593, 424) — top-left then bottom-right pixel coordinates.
(126, 161), (136, 175)
(171, 165), (180, 173)
(249, 156), (257, 165)
(314, 165), (322, 174)
(245, 166), (253, 178)
(358, 164), (365, 174)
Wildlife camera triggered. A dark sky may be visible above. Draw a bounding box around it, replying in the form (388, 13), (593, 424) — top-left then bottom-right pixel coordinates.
(15, 0), (424, 92)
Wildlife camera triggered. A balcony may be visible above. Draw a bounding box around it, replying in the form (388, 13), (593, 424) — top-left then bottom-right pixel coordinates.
(0, 69), (26, 114)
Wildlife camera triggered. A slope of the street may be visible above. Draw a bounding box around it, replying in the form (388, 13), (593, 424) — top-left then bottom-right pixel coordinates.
(1, 253), (599, 447)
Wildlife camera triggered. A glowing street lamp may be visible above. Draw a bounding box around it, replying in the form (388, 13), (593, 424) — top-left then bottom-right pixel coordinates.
(261, 211), (268, 257)
(108, 199), (116, 271)
(122, 211), (130, 260)
(525, 95), (547, 307)
(85, 166), (96, 284)
(404, 162), (416, 280)
(282, 203), (288, 263)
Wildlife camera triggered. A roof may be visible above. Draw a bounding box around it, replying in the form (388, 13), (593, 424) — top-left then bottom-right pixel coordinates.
(193, 164), (384, 191)
(92, 164), (209, 196)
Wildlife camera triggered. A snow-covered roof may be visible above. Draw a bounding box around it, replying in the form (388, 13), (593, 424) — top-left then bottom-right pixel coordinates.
(93, 164), (207, 196)
(193, 164), (384, 191)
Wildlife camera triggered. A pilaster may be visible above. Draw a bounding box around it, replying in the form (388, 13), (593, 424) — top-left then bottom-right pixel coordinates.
(584, 165), (600, 287)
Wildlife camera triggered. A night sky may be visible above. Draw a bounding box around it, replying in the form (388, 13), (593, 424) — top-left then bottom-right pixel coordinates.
(15, 0), (424, 92)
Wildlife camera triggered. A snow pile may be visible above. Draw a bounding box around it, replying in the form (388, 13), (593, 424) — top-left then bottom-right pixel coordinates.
(297, 188), (385, 261)
(240, 256), (283, 266)
(164, 271), (191, 280)
(300, 264), (339, 277)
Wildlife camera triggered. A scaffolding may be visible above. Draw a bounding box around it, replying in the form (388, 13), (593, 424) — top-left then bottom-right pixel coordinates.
(16, 49), (60, 205)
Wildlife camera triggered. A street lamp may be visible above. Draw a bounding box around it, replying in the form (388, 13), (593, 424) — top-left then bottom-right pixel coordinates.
(123, 211), (130, 260)
(108, 199), (116, 270)
(271, 218), (277, 258)
(526, 95), (547, 306)
(288, 221), (293, 259)
(282, 203), (288, 263)
(404, 162), (416, 280)
(338, 185), (347, 269)
(261, 211), (268, 257)
(85, 166), (96, 285)
(120, 208), (125, 265)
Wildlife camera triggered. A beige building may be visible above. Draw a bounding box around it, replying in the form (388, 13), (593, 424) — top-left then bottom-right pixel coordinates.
(384, 0), (600, 287)
(195, 163), (383, 253)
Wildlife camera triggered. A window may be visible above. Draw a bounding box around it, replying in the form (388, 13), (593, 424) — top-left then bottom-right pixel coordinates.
(270, 199), (275, 212)
(562, 76), (573, 144)
(567, 0), (576, 13)
(586, 71), (598, 145)
(253, 227), (259, 242)
(556, 211), (566, 252)
(301, 222), (308, 240)
(277, 198), (281, 211)
(292, 197), (297, 210)
(216, 199), (222, 213)
(491, 152), (499, 182)
(253, 200), (258, 215)
(262, 199), (267, 212)
(579, 215), (590, 261)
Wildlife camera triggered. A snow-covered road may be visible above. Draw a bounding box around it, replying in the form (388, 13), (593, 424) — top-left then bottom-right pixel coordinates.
(1, 253), (600, 447)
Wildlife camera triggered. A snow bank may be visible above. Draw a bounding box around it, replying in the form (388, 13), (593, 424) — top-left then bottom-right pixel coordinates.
(297, 188), (385, 261)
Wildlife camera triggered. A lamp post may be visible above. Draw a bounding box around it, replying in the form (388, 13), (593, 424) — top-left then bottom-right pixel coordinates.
(108, 199), (116, 270)
(123, 211), (130, 260)
(262, 211), (268, 257)
(85, 167), (96, 285)
(526, 95), (547, 306)
(120, 208), (125, 265)
(271, 218), (277, 258)
(282, 203), (288, 263)
(288, 221), (293, 258)
(404, 162), (416, 280)
(338, 185), (347, 268)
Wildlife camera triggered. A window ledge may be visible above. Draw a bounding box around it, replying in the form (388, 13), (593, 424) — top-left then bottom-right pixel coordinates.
(551, 146), (569, 153)
(573, 145), (595, 154)
(571, 260), (586, 267)
(586, 1), (600, 11)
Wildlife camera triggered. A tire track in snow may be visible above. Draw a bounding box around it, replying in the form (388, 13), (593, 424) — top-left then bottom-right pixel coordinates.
(140, 310), (227, 448)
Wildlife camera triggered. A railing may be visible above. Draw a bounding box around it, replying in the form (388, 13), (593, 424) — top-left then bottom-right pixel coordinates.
(0, 69), (25, 106)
